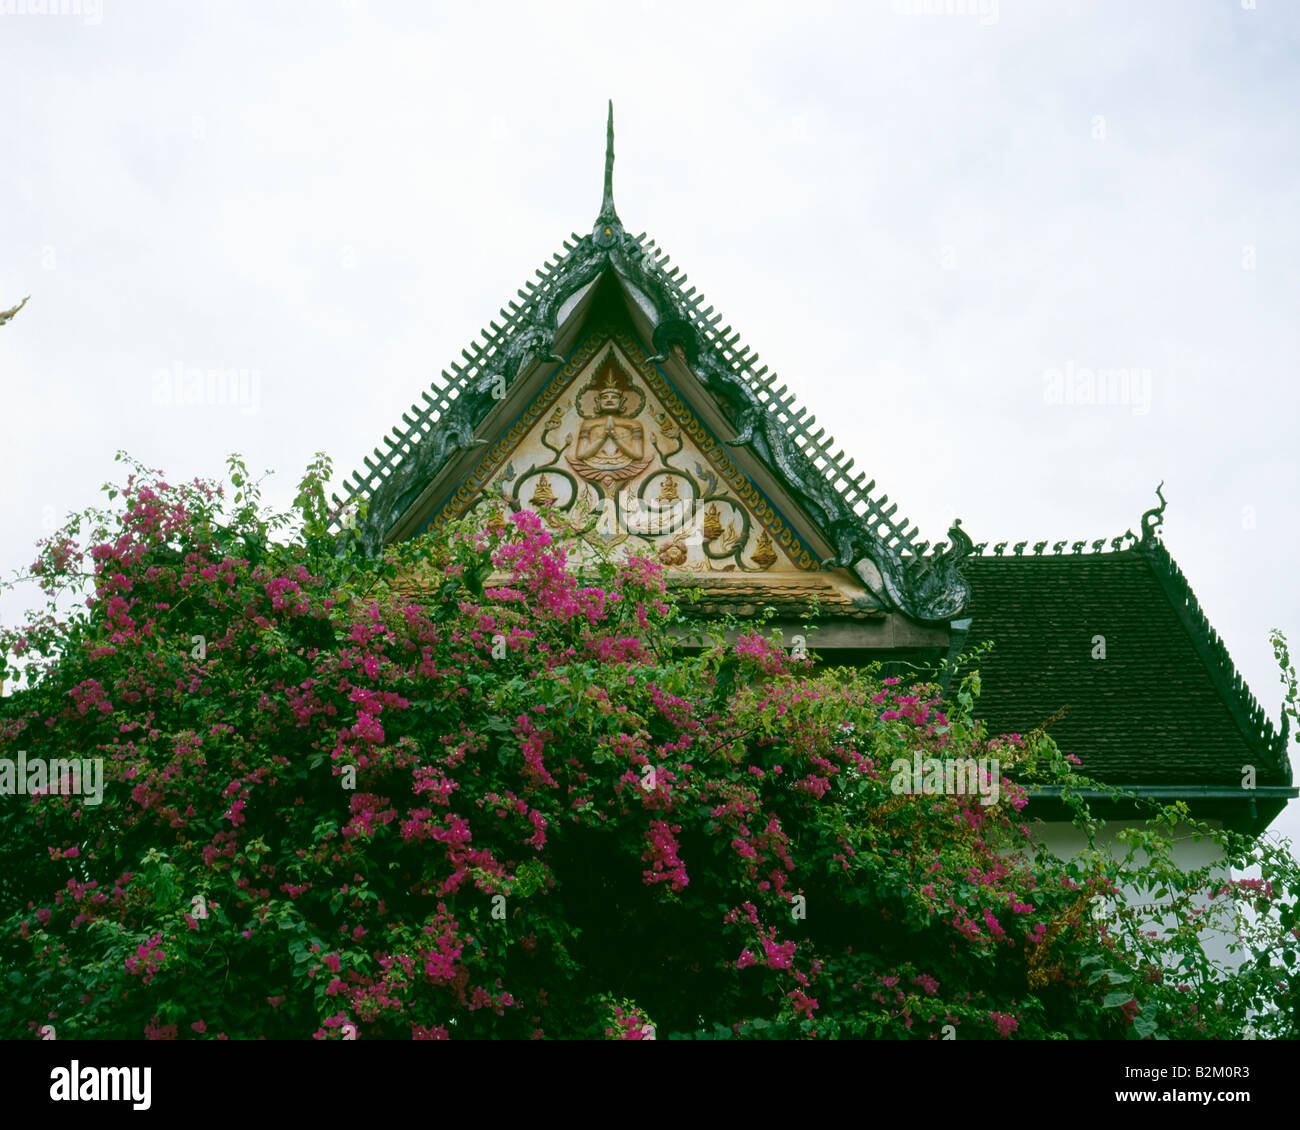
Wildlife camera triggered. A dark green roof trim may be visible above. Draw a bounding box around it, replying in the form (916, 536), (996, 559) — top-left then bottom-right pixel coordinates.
(969, 483), (1167, 560)
(1136, 536), (1291, 779)
(1022, 785), (1296, 836)
(1026, 785), (1297, 799)
(331, 108), (974, 623)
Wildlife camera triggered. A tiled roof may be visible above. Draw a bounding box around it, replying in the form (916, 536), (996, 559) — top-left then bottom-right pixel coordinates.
(957, 541), (1292, 788)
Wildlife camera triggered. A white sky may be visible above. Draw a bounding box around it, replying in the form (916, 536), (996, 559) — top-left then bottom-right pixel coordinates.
(1, 0), (1297, 852)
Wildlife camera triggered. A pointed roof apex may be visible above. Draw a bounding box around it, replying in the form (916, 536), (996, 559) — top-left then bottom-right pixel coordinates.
(597, 99), (619, 227)
(333, 109), (977, 621)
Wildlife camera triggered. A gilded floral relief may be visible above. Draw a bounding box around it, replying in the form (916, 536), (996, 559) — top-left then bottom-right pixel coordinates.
(468, 340), (806, 573)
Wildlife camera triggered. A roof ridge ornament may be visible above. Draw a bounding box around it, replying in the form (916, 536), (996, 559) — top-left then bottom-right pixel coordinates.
(1140, 480), (1167, 545)
(1115, 482), (1167, 552)
(596, 100), (621, 235)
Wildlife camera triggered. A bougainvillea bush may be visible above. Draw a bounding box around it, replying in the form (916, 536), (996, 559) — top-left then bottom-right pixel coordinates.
(1, 453), (1297, 1040)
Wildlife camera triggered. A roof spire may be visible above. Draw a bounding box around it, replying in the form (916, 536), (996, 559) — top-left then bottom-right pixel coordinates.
(598, 99), (619, 226)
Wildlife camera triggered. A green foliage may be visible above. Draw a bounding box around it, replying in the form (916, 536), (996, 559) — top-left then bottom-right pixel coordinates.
(0, 454), (1296, 1040)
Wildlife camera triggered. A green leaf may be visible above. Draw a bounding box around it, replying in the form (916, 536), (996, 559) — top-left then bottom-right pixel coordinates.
(1102, 991), (1133, 1009)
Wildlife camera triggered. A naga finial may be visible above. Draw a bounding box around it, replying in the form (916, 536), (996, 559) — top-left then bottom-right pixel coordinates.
(598, 99), (618, 226)
(1140, 481), (1167, 544)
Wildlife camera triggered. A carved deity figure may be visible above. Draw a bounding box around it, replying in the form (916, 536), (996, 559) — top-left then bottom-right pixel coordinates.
(567, 369), (653, 489)
(530, 474), (557, 507)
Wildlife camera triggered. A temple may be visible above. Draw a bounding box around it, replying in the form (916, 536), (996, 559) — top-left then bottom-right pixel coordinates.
(332, 104), (1294, 853)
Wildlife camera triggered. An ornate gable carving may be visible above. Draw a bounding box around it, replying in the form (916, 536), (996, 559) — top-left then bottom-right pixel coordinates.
(335, 105), (972, 621)
(425, 326), (817, 573)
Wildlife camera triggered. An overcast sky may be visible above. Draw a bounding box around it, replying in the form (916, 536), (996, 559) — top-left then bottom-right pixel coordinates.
(2, 0), (1297, 851)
